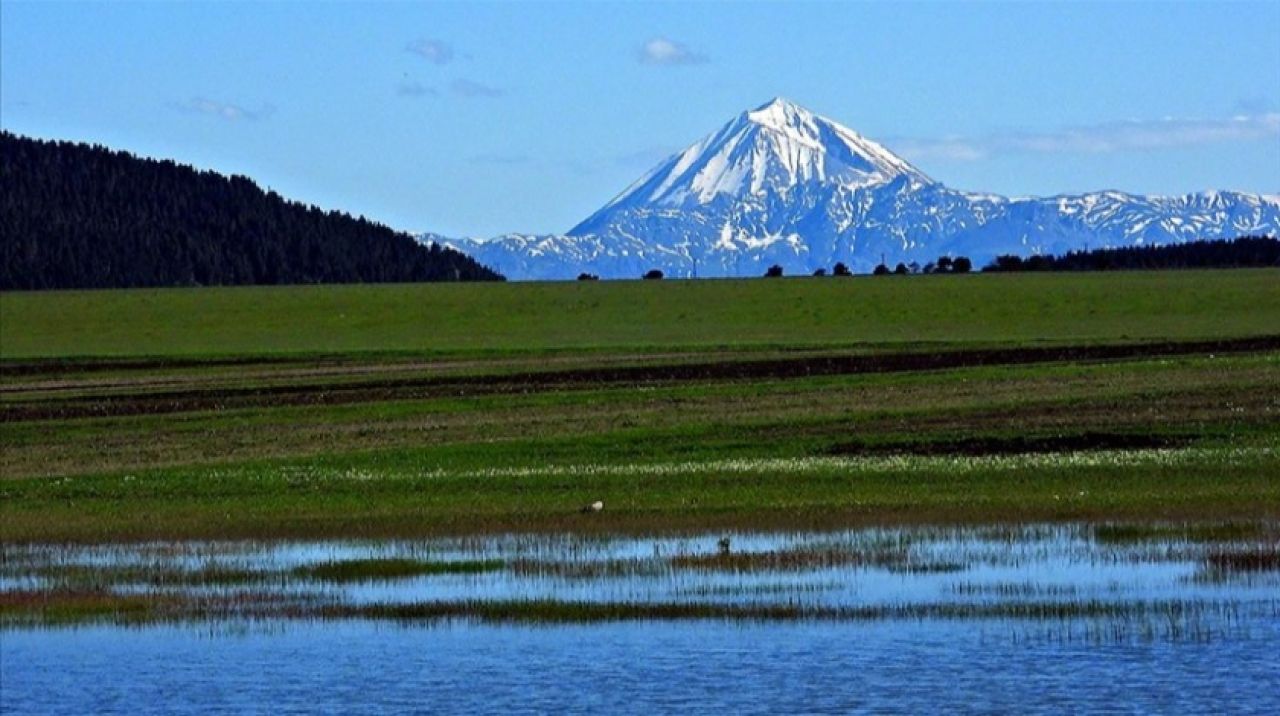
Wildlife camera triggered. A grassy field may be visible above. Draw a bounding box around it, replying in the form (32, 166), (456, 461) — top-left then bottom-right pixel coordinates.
(2, 270), (1278, 542)
(3, 269), (1278, 358)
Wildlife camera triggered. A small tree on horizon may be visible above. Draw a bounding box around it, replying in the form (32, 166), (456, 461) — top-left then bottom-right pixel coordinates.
(894, 263), (909, 275)
(764, 264), (784, 278)
(986, 255), (1024, 272)
(953, 256), (972, 273)
(643, 269), (664, 280)
(813, 268), (827, 277)
(873, 263), (891, 276)
(833, 262), (852, 277)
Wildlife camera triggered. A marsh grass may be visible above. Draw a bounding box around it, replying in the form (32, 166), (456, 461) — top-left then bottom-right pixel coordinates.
(1204, 547), (1280, 573)
(0, 586), (325, 627)
(673, 582), (842, 598)
(663, 545), (973, 574)
(36, 563), (272, 589)
(885, 561), (967, 574)
(291, 558), (505, 583)
(4, 589), (1266, 638)
(950, 581), (1083, 597)
(3, 524), (1277, 646)
(668, 547), (891, 572)
(509, 558), (665, 579)
(1094, 522), (1270, 544)
(337, 598), (1217, 624)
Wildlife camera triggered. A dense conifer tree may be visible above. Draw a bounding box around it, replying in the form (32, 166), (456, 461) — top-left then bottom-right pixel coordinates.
(0, 132), (503, 289)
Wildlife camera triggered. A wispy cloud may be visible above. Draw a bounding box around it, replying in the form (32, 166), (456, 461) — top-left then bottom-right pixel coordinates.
(405, 38), (454, 65)
(894, 114), (1280, 162)
(638, 37), (708, 66)
(396, 80), (437, 98)
(450, 78), (504, 99)
(174, 97), (274, 122)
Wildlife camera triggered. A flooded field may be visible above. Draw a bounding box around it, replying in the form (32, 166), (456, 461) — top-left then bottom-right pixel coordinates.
(4, 522), (1279, 713)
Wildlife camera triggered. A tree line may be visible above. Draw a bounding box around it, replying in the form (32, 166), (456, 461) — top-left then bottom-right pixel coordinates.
(619, 238), (1277, 280)
(982, 236), (1278, 272)
(1, 132), (503, 290)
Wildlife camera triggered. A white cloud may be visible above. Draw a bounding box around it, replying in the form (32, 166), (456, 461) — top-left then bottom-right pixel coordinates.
(174, 97), (273, 122)
(638, 37), (707, 66)
(895, 114), (1280, 162)
(406, 38), (454, 65)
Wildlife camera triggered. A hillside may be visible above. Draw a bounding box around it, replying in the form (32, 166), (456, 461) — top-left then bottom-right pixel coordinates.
(0, 132), (503, 289)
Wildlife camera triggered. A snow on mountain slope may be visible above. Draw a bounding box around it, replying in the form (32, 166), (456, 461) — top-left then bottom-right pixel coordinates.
(575, 97), (928, 224)
(430, 98), (1280, 279)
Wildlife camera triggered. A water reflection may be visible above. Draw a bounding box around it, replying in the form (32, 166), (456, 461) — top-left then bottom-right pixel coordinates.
(3, 522), (1279, 714)
(3, 522), (1277, 634)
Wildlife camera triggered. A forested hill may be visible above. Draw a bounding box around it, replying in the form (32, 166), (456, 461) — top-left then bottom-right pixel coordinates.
(0, 132), (503, 289)
(982, 236), (1279, 272)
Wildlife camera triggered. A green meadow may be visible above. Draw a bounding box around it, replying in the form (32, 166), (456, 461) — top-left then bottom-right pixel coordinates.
(3, 269), (1278, 358)
(2, 269), (1278, 542)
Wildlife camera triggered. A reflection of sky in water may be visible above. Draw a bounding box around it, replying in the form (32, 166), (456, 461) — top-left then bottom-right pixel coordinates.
(4, 523), (1280, 714)
(5, 523), (1277, 612)
(5, 615), (1280, 714)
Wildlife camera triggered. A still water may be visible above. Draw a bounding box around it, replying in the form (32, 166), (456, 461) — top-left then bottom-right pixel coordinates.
(3, 523), (1278, 714)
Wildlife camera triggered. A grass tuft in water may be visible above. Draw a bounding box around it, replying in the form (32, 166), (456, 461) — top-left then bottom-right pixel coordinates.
(1203, 547), (1280, 573)
(291, 558), (505, 583)
(1094, 522), (1268, 544)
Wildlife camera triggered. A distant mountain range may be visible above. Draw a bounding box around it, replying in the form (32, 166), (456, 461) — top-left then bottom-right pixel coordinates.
(436, 98), (1280, 279)
(1, 132), (502, 290)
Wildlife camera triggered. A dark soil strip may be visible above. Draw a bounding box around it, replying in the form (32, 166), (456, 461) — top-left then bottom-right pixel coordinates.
(0, 355), (317, 378)
(827, 431), (1197, 457)
(4, 336), (1278, 422)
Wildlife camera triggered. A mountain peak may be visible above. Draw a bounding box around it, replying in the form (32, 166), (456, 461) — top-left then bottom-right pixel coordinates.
(757, 96), (793, 109)
(747, 96), (803, 122)
(744, 97), (811, 130)
(575, 100), (930, 226)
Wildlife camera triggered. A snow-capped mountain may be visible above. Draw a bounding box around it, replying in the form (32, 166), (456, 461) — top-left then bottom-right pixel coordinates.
(435, 98), (1280, 279)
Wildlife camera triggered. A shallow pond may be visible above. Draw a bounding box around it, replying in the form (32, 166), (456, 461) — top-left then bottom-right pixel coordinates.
(3, 522), (1278, 713)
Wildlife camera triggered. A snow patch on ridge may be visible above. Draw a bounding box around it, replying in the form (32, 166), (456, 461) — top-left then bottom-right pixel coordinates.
(428, 98), (1280, 280)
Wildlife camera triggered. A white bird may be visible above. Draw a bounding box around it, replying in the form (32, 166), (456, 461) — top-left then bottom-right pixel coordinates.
(581, 500), (604, 514)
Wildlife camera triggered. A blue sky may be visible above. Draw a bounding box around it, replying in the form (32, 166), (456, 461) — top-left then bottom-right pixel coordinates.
(2, 1), (1278, 236)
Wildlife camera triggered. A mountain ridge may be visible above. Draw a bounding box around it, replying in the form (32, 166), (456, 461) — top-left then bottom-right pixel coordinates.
(436, 98), (1280, 279)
